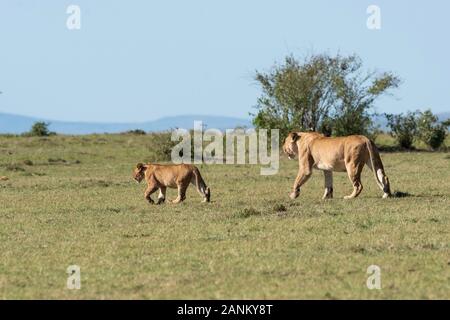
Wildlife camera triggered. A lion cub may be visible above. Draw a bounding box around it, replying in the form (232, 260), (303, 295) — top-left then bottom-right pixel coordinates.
(133, 163), (211, 204)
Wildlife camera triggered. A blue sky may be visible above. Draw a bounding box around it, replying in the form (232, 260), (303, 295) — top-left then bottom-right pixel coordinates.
(0, 0), (449, 122)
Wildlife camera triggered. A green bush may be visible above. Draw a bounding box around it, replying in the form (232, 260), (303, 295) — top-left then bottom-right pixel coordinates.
(124, 129), (146, 135)
(416, 110), (447, 150)
(148, 132), (178, 162)
(25, 122), (55, 137)
(385, 112), (417, 149)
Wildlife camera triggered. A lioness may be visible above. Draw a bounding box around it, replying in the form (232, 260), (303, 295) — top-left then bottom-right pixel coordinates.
(283, 132), (391, 200)
(133, 163), (211, 204)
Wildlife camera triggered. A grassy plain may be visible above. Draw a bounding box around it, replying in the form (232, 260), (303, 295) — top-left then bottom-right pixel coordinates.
(0, 134), (449, 299)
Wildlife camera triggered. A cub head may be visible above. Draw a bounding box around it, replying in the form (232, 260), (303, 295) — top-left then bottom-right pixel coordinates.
(133, 163), (148, 183)
(283, 132), (300, 159)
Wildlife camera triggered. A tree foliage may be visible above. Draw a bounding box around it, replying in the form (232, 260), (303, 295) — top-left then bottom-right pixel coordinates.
(26, 122), (55, 137)
(385, 112), (417, 149)
(386, 109), (447, 150)
(252, 53), (401, 138)
(416, 110), (447, 150)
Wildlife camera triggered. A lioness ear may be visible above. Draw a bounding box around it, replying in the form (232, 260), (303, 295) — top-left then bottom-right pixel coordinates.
(292, 132), (301, 142)
(136, 163), (146, 170)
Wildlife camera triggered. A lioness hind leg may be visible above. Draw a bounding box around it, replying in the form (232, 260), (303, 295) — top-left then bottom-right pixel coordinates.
(366, 161), (391, 198)
(172, 183), (187, 204)
(190, 179), (210, 203)
(344, 162), (364, 199)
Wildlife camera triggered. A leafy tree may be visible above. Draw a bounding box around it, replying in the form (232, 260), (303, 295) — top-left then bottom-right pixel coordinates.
(385, 112), (418, 149)
(252, 53), (400, 137)
(253, 54), (336, 136)
(27, 122), (55, 137)
(441, 118), (450, 127)
(416, 109), (447, 150)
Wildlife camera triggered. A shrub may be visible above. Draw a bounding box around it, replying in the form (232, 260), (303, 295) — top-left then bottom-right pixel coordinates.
(385, 112), (417, 149)
(148, 132), (178, 162)
(124, 129), (146, 135)
(416, 110), (447, 150)
(25, 122), (55, 137)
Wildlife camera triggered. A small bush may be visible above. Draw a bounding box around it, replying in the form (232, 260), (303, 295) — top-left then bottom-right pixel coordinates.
(149, 131), (194, 161)
(25, 122), (56, 137)
(416, 110), (447, 150)
(148, 132), (179, 162)
(385, 112), (417, 149)
(124, 129), (146, 135)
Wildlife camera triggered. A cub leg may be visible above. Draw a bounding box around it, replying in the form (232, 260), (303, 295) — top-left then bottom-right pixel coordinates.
(144, 185), (158, 204)
(144, 174), (159, 204)
(157, 186), (166, 205)
(344, 162), (364, 199)
(322, 171), (333, 199)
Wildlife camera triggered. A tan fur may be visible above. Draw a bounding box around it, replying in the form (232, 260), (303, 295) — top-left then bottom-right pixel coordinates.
(283, 132), (391, 200)
(133, 163), (210, 204)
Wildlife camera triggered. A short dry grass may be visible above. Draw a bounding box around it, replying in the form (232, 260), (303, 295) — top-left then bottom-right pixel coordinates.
(0, 134), (449, 299)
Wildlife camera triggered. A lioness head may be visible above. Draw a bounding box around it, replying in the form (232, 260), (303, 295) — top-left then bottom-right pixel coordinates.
(133, 163), (148, 183)
(283, 132), (300, 159)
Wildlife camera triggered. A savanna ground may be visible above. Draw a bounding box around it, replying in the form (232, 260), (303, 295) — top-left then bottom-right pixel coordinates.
(0, 133), (449, 299)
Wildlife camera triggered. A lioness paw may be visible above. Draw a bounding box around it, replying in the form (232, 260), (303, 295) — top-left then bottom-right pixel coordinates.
(289, 192), (299, 200)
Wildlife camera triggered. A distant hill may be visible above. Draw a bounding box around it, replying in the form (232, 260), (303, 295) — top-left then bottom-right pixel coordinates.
(0, 113), (253, 135)
(0, 111), (448, 135)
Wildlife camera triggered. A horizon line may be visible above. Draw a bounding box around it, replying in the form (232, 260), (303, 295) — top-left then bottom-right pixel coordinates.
(0, 110), (253, 125)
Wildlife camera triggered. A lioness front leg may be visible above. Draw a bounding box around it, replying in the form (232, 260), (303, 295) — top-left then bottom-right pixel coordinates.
(156, 187), (166, 205)
(322, 171), (333, 199)
(290, 169), (312, 199)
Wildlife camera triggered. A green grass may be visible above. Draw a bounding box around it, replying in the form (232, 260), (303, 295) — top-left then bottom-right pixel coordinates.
(0, 134), (449, 299)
